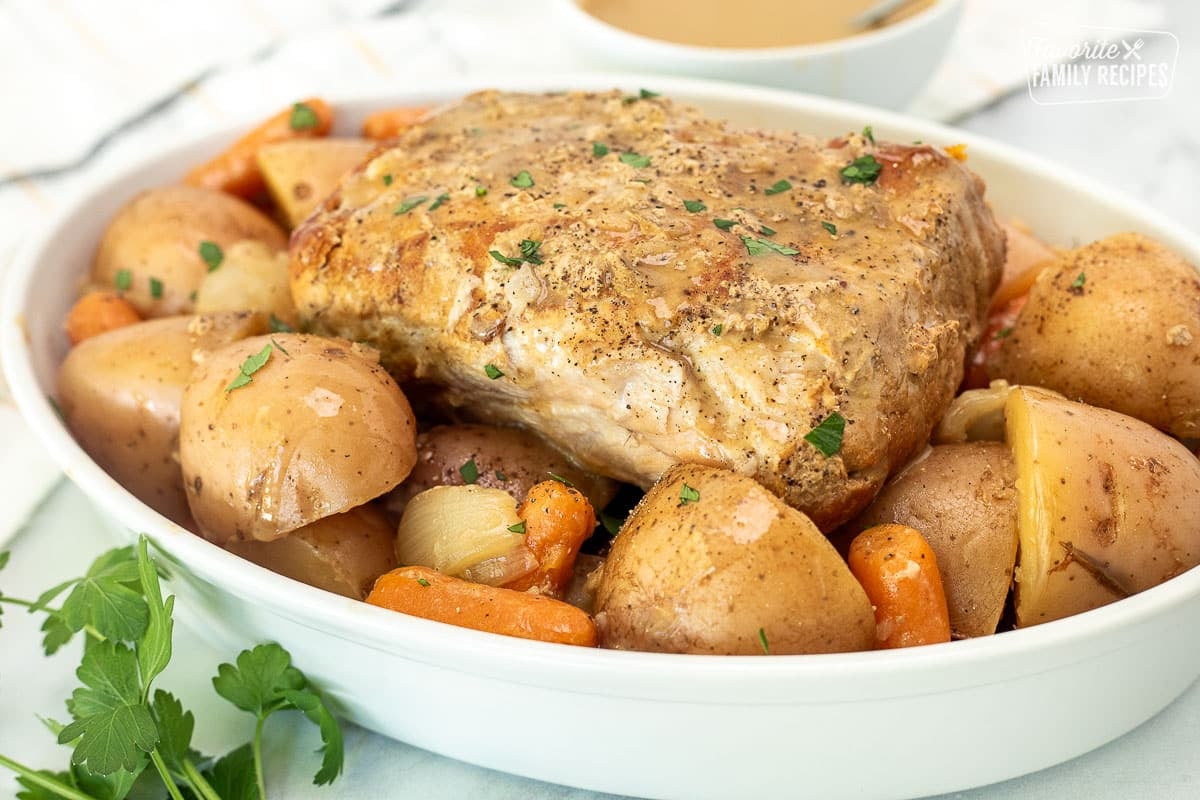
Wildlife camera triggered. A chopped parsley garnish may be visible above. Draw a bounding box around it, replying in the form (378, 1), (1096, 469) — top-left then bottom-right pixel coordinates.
(269, 313), (295, 333)
(759, 224), (776, 236)
(804, 412), (846, 457)
(711, 324), (723, 336)
(417, 577), (431, 587)
(459, 458), (479, 484)
(600, 511), (625, 536)
(510, 170), (535, 189)
(114, 269), (132, 291)
(507, 521), (527, 534)
(393, 195), (428, 215)
(840, 155), (883, 185)
(862, 125), (876, 145)
(993, 326), (1014, 340)
(476, 185), (488, 197)
(149, 277), (164, 299)
(679, 482), (700, 506)
(484, 364), (505, 379)
(224, 342), (274, 393)
(821, 221), (838, 236)
(269, 337), (290, 356)
(552, 202), (567, 209)
(683, 199), (707, 213)
(713, 218), (736, 231)
(199, 240), (224, 272)
(289, 102), (319, 131)
(519, 239), (544, 264)
(619, 152), (651, 168)
(758, 627), (770, 654)
(428, 193), (450, 211)
(764, 179), (792, 196)
(622, 88), (660, 104)
(742, 236), (800, 256)
(1071, 271), (1087, 290)
(490, 239), (544, 267)
(490, 250), (524, 266)
(382, 174), (393, 186)
(592, 142), (609, 157)
(549, 472), (575, 487)
(495, 470), (508, 481)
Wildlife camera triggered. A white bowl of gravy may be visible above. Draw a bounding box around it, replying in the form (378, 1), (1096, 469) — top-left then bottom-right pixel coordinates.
(557, 0), (964, 109)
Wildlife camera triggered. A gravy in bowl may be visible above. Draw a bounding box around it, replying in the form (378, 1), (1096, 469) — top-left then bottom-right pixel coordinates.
(577, 0), (936, 49)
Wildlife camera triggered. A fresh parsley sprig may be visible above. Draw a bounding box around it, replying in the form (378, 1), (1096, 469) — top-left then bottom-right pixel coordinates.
(0, 538), (344, 800)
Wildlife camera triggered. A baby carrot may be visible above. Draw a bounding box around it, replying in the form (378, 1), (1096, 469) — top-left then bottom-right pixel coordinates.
(361, 105), (431, 139)
(64, 291), (142, 345)
(366, 566), (598, 647)
(505, 480), (596, 596)
(848, 524), (951, 649)
(185, 98), (333, 199)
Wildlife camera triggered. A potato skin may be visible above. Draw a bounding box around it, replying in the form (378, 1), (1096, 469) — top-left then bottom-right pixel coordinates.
(852, 443), (1018, 638)
(180, 334), (417, 544)
(384, 424), (617, 518)
(594, 464), (874, 655)
(92, 185), (287, 317)
(1007, 387), (1200, 626)
(226, 503), (396, 599)
(56, 313), (266, 527)
(990, 233), (1200, 437)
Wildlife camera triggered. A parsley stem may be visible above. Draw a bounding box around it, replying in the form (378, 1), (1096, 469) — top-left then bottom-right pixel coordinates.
(151, 749), (187, 800)
(253, 714), (268, 800)
(182, 757), (224, 800)
(0, 595), (40, 609)
(0, 751), (95, 800)
(0, 597), (104, 641)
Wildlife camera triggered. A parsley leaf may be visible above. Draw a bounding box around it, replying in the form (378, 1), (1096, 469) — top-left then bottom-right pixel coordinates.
(269, 313), (295, 333)
(804, 412), (846, 457)
(759, 224), (776, 236)
(58, 641), (158, 775)
(711, 324), (723, 336)
(683, 199), (706, 213)
(212, 643), (304, 716)
(862, 125), (876, 145)
(489, 250), (524, 267)
(741, 236), (800, 257)
(382, 174), (393, 186)
(619, 152), (651, 168)
(519, 239), (544, 264)
(150, 690), (193, 774)
(199, 241), (224, 272)
(549, 472), (575, 487)
(510, 170), (534, 189)
(225, 343), (273, 393)
(58, 548), (148, 643)
(1071, 271), (1087, 290)
(758, 627), (770, 654)
(136, 538), (173, 691)
(114, 270), (132, 292)
(416, 577), (431, 587)
(279, 688), (344, 785)
(713, 218), (736, 231)
(821, 221), (838, 236)
(148, 278), (163, 300)
(993, 326), (1014, 340)
(289, 102), (319, 131)
(460, 458), (480, 484)
(475, 185), (488, 197)
(393, 195), (428, 215)
(764, 179), (792, 195)
(592, 142), (609, 157)
(484, 364), (504, 380)
(508, 521), (527, 534)
(622, 88), (660, 103)
(428, 193), (450, 212)
(679, 483), (700, 506)
(840, 155), (883, 185)
(203, 743), (257, 800)
(600, 512), (625, 537)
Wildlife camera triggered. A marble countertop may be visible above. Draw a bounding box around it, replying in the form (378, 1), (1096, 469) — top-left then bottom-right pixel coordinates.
(2, 1), (1199, 798)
